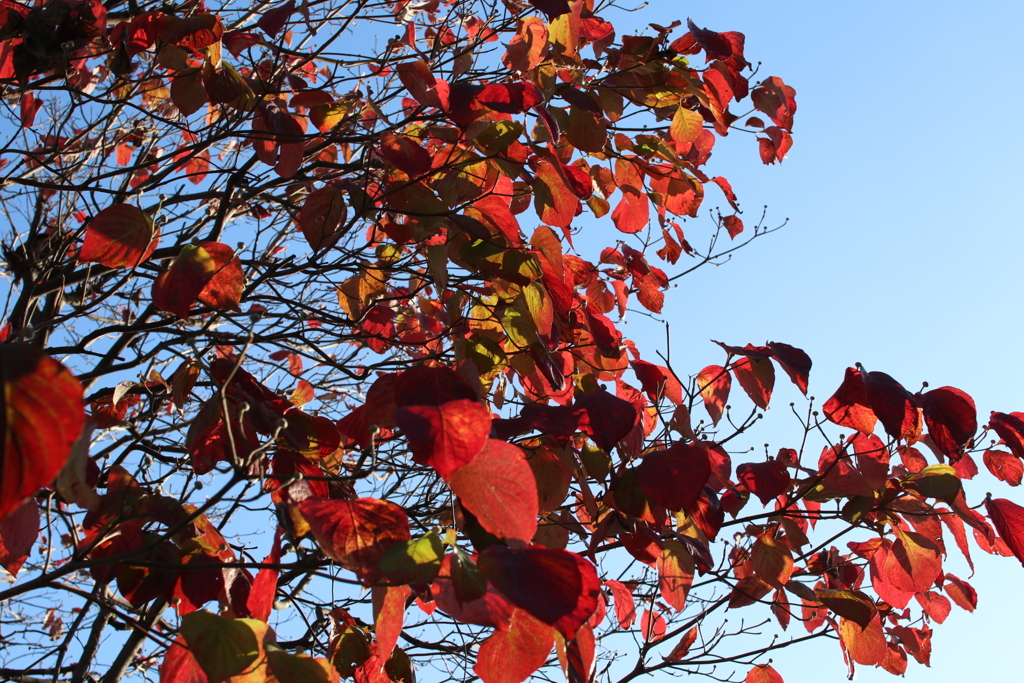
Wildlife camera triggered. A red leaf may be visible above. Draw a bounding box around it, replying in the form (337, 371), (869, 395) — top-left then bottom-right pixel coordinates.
(686, 19), (735, 61)
(397, 60), (450, 110)
(378, 131), (433, 178)
(767, 342), (811, 395)
(722, 215), (743, 239)
(635, 443), (711, 513)
(479, 545), (600, 637)
(160, 635), (209, 683)
(983, 449), (1023, 486)
(79, 204), (158, 269)
(915, 591), (951, 624)
(246, 527), (283, 622)
(630, 360), (683, 405)
(152, 242), (244, 318)
(395, 399), (491, 478)
(374, 584), (410, 664)
(666, 624), (699, 660)
(736, 460), (791, 505)
(697, 365), (730, 425)
(752, 76), (797, 132)
(885, 529), (942, 593)
(916, 386), (976, 457)
(612, 189), (650, 234)
(943, 573), (977, 612)
(822, 367), (876, 434)
(0, 497), (38, 575)
(257, 0), (294, 38)
(162, 13), (224, 52)
(746, 664), (784, 683)
(604, 580), (636, 629)
(640, 608), (666, 642)
(474, 608), (554, 683)
(574, 389), (637, 452)
(860, 370), (916, 440)
(447, 439), (538, 544)
(532, 157), (581, 229)
(731, 356), (774, 410)
(985, 497), (1024, 567)
(477, 82), (544, 114)
(393, 366), (478, 408)
(298, 184), (348, 250)
(988, 412), (1024, 459)
(0, 345), (85, 520)
(299, 497), (411, 584)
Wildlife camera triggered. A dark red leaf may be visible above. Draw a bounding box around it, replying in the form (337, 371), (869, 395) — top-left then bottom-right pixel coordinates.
(152, 242), (243, 318)
(918, 386), (976, 457)
(479, 545), (601, 638)
(767, 342), (811, 395)
(685, 19), (734, 61)
(0, 497), (38, 575)
(527, 0), (570, 20)
(574, 389), (637, 451)
(298, 184), (348, 251)
(635, 443), (711, 513)
(736, 460), (791, 506)
(393, 366), (478, 408)
(862, 370), (916, 441)
(731, 356), (774, 410)
(257, 0), (294, 38)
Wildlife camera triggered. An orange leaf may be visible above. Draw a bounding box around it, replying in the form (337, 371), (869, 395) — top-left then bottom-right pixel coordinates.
(474, 608), (554, 683)
(299, 497), (411, 584)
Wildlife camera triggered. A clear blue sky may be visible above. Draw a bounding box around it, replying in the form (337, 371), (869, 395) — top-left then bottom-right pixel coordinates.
(609, 1), (1024, 680)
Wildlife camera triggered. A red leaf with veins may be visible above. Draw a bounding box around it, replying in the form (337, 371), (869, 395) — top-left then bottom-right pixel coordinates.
(918, 386), (976, 457)
(395, 399), (491, 478)
(731, 355), (774, 410)
(477, 82), (543, 114)
(246, 527), (283, 622)
(635, 443), (711, 513)
(822, 367), (876, 434)
(987, 412), (1024, 459)
(480, 546), (600, 637)
(612, 190), (649, 234)
(299, 497), (411, 584)
(722, 215), (743, 238)
(297, 184), (348, 251)
(985, 497), (1024, 566)
(697, 365), (730, 426)
(79, 204), (159, 268)
(0, 345), (84, 520)
(604, 580), (635, 629)
(983, 449), (1023, 486)
(474, 608), (554, 683)
(447, 440), (538, 544)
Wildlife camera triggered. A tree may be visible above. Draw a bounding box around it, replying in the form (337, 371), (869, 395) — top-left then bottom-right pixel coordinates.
(0, 1), (1020, 682)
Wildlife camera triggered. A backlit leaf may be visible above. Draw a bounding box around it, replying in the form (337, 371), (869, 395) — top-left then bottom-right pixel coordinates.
(479, 545), (600, 637)
(0, 345), (84, 520)
(697, 365), (730, 426)
(984, 497), (1024, 567)
(0, 497), (38, 575)
(79, 204), (158, 268)
(746, 664), (784, 683)
(298, 185), (348, 251)
(179, 611), (263, 683)
(447, 439), (538, 544)
(635, 443), (711, 513)
(822, 367), (876, 434)
(152, 242), (244, 318)
(657, 539), (694, 611)
(395, 399), (490, 478)
(300, 497), (411, 584)
(838, 615), (886, 666)
(474, 608), (554, 683)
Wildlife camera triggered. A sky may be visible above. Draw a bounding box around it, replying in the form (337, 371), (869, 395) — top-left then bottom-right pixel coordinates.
(607, 1), (1024, 681)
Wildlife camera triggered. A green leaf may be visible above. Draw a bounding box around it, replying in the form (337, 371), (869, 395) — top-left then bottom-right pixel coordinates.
(180, 611), (262, 683)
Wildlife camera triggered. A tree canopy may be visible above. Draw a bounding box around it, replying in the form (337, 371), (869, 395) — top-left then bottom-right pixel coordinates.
(0, 1), (1022, 683)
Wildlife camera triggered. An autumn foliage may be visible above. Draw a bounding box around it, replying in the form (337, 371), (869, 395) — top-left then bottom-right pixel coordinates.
(0, 1), (1020, 682)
